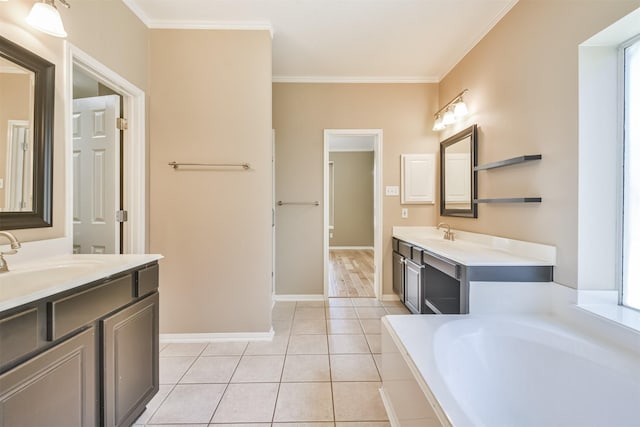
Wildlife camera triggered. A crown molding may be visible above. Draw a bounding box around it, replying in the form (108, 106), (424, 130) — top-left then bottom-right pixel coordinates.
(148, 21), (274, 37)
(272, 75), (438, 84)
(121, 0), (152, 27)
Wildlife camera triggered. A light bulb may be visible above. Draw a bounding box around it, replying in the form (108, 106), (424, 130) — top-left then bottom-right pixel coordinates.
(454, 100), (468, 118)
(432, 115), (445, 131)
(26, 1), (67, 38)
(442, 109), (455, 125)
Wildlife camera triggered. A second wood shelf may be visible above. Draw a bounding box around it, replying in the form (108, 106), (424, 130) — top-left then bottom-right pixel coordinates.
(475, 154), (542, 171)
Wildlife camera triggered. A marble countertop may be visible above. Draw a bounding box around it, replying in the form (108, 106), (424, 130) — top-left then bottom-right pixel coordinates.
(0, 254), (163, 312)
(393, 226), (555, 267)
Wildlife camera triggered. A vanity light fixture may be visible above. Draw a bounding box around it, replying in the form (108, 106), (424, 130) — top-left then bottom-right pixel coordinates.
(432, 89), (469, 131)
(26, 0), (70, 38)
(433, 113), (445, 131)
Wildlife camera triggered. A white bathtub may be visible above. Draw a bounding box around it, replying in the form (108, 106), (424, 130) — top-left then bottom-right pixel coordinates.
(381, 315), (640, 427)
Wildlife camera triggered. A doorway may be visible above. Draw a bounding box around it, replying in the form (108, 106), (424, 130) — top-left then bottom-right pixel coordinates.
(68, 46), (147, 254)
(323, 129), (383, 299)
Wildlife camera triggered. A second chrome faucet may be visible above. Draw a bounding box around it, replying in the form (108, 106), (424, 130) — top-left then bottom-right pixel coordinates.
(0, 231), (21, 272)
(437, 223), (455, 241)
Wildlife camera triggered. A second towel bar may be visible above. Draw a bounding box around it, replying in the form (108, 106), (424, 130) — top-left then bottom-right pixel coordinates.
(277, 201), (319, 206)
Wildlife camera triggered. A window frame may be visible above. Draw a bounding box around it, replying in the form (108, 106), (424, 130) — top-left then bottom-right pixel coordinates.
(620, 34), (640, 310)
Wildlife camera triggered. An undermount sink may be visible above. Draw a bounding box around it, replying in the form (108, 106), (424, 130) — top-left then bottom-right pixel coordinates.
(0, 259), (108, 300)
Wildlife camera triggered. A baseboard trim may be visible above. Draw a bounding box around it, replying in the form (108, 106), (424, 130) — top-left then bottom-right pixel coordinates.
(160, 330), (274, 343)
(379, 386), (399, 427)
(329, 246), (374, 250)
(382, 294), (401, 302)
(273, 294), (326, 302)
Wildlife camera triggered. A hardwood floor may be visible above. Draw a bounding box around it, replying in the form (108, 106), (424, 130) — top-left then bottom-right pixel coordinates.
(329, 249), (375, 297)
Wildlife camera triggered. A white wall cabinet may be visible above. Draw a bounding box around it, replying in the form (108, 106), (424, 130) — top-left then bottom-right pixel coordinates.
(401, 154), (435, 204)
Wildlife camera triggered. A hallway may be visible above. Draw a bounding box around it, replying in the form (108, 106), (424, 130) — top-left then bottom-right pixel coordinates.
(328, 250), (375, 298)
(135, 297), (409, 425)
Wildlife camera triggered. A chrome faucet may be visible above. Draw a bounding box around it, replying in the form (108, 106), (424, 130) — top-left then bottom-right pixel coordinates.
(437, 223), (455, 241)
(0, 231), (21, 273)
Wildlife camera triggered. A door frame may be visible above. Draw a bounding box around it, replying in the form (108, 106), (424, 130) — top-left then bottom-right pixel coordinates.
(323, 129), (383, 299)
(67, 45), (147, 254)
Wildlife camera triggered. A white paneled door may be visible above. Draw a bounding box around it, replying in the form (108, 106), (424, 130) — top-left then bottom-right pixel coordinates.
(72, 95), (120, 254)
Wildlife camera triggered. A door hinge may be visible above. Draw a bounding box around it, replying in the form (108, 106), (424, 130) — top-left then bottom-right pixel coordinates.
(116, 117), (128, 130)
(116, 210), (128, 222)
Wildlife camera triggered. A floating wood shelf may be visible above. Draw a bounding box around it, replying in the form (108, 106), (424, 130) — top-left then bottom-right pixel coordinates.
(475, 154), (542, 171)
(474, 197), (542, 204)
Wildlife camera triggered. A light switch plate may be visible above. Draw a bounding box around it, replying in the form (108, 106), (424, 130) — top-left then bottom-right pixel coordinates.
(385, 186), (399, 196)
(401, 208), (408, 218)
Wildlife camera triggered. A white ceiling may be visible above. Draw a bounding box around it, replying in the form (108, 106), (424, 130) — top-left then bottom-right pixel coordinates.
(123, 0), (519, 82)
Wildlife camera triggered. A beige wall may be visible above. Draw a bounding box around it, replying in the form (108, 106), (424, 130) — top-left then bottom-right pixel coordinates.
(329, 151), (374, 247)
(0, 0), (148, 242)
(149, 30), (273, 334)
(274, 83), (439, 296)
(438, 0), (640, 288)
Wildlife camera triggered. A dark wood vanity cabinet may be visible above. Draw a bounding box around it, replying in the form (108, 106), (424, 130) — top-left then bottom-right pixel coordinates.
(392, 251), (405, 303)
(103, 292), (159, 427)
(0, 327), (96, 426)
(392, 237), (554, 314)
(0, 262), (160, 427)
(392, 239), (424, 314)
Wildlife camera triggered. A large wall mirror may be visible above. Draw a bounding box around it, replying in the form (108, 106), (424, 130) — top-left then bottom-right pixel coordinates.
(440, 124), (477, 218)
(0, 35), (54, 229)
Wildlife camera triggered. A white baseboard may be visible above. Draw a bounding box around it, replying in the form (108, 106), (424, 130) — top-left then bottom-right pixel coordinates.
(329, 246), (374, 250)
(381, 294), (401, 302)
(273, 294), (325, 301)
(160, 330), (274, 343)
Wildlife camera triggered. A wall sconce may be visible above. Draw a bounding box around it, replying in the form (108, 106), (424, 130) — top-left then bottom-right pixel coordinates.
(432, 89), (469, 131)
(26, 0), (70, 38)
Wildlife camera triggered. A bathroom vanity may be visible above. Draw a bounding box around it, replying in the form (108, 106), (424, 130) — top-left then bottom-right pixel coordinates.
(0, 254), (162, 427)
(392, 227), (555, 314)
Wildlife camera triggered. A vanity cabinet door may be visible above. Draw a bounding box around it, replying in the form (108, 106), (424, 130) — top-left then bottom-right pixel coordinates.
(404, 260), (423, 314)
(102, 292), (159, 427)
(0, 327), (96, 427)
(392, 251), (405, 302)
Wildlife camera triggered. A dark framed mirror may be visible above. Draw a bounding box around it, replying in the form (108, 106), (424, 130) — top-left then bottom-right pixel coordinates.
(0, 35), (54, 230)
(440, 124), (477, 218)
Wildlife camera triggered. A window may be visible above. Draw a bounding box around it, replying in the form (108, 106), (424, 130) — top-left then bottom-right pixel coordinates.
(622, 37), (640, 310)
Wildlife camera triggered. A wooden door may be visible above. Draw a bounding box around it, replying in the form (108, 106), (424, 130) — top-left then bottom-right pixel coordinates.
(72, 95), (120, 254)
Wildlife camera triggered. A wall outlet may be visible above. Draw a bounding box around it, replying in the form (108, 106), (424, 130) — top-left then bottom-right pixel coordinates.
(401, 208), (408, 218)
(385, 186), (400, 196)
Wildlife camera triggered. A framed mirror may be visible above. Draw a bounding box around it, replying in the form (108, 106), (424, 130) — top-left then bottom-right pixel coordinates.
(0, 35), (54, 229)
(440, 124), (477, 218)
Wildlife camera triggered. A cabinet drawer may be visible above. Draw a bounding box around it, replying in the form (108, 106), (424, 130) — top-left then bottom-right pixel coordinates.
(423, 253), (459, 279)
(392, 238), (399, 252)
(398, 241), (412, 258)
(0, 308), (39, 367)
(136, 264), (159, 297)
(48, 275), (133, 340)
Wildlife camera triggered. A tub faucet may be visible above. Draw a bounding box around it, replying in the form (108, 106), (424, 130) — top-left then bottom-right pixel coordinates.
(437, 223), (455, 241)
(0, 231), (21, 273)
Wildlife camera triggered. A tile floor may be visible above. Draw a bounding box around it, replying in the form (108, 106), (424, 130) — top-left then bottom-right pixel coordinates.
(134, 297), (409, 426)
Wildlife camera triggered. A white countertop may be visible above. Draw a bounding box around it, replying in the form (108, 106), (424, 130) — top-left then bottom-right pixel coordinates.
(393, 226), (555, 266)
(0, 254), (163, 312)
